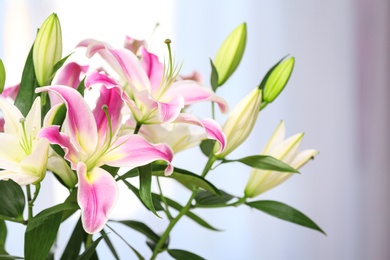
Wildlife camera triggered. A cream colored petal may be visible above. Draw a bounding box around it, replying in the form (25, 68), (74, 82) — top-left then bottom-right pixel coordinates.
(0, 99), (23, 135)
(0, 169), (39, 186)
(25, 97), (41, 139)
(291, 149), (319, 169)
(262, 121), (286, 154)
(0, 133), (25, 167)
(20, 138), (50, 183)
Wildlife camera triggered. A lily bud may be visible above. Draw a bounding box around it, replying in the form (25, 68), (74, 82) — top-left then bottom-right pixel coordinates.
(244, 121), (318, 198)
(0, 59), (5, 94)
(214, 87), (262, 158)
(260, 57), (294, 104)
(214, 23), (247, 86)
(33, 13), (62, 86)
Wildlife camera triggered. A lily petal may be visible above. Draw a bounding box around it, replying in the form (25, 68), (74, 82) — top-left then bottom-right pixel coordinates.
(36, 85), (98, 156)
(77, 162), (118, 234)
(0, 98), (23, 136)
(175, 113), (226, 154)
(140, 47), (163, 95)
(166, 80), (229, 114)
(101, 135), (174, 175)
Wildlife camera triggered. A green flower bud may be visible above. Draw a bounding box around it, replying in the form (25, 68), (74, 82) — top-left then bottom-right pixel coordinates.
(214, 87), (262, 158)
(260, 56), (295, 104)
(33, 13), (62, 86)
(214, 23), (247, 86)
(0, 59), (5, 94)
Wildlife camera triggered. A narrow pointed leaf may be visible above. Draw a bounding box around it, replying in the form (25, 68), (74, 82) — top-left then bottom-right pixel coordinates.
(225, 155), (299, 173)
(0, 59), (5, 94)
(76, 236), (104, 260)
(25, 202), (79, 259)
(14, 44), (38, 117)
(209, 59), (219, 92)
(139, 164), (159, 217)
(163, 197), (220, 231)
(115, 220), (161, 244)
(246, 200), (325, 235)
(152, 165), (220, 195)
(199, 139), (215, 158)
(0, 219), (7, 255)
(116, 168), (139, 180)
(168, 249), (206, 260)
(194, 190), (234, 208)
(121, 179), (164, 211)
(101, 229), (120, 260)
(0, 180), (25, 220)
(51, 53), (73, 80)
(60, 218), (87, 260)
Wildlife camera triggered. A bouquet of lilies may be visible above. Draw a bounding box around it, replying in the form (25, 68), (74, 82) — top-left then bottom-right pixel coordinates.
(0, 14), (324, 259)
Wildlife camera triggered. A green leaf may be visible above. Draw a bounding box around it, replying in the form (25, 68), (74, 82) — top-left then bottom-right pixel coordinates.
(0, 255), (23, 259)
(25, 202), (79, 259)
(61, 189), (79, 222)
(0, 180), (25, 221)
(121, 179), (164, 212)
(163, 197), (220, 231)
(168, 249), (206, 260)
(0, 220), (7, 255)
(214, 23), (247, 86)
(76, 236), (104, 260)
(139, 165), (159, 217)
(60, 218), (86, 260)
(116, 168), (139, 180)
(225, 155), (299, 173)
(199, 139), (215, 158)
(209, 59), (219, 92)
(0, 59), (5, 94)
(51, 53), (73, 80)
(77, 77), (85, 97)
(246, 200), (325, 235)
(115, 220), (161, 244)
(152, 165), (220, 195)
(100, 229), (120, 260)
(14, 44), (38, 117)
(194, 190), (234, 208)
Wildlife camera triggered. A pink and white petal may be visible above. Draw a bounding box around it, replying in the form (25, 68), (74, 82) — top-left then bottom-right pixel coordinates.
(37, 125), (80, 169)
(140, 47), (163, 95)
(36, 85), (98, 156)
(157, 95), (184, 123)
(101, 135), (174, 175)
(108, 48), (152, 93)
(124, 36), (146, 54)
(77, 162), (118, 234)
(0, 99), (23, 136)
(175, 114), (226, 154)
(93, 86), (123, 142)
(1, 84), (20, 99)
(167, 81), (229, 114)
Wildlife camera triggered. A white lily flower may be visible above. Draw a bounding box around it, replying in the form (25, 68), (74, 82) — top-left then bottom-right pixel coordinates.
(244, 121), (318, 197)
(0, 97), (49, 185)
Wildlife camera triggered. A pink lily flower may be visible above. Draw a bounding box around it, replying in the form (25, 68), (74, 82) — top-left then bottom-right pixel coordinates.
(37, 85), (173, 234)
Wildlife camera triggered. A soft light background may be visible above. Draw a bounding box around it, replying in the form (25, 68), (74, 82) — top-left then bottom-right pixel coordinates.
(0, 0), (389, 259)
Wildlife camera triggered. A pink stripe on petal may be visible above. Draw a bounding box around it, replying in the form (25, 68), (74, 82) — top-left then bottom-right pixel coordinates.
(167, 81), (229, 114)
(36, 86), (98, 156)
(102, 135), (174, 175)
(175, 114), (226, 154)
(77, 162), (118, 234)
(37, 125), (79, 169)
(140, 47), (163, 95)
(157, 96), (184, 123)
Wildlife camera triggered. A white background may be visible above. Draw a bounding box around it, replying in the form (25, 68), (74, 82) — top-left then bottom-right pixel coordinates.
(1, 0), (389, 259)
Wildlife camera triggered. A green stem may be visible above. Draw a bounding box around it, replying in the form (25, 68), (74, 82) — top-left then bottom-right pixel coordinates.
(157, 177), (173, 220)
(26, 185), (33, 220)
(134, 122), (142, 134)
(211, 101), (215, 120)
(0, 216), (27, 225)
(151, 155), (217, 259)
(85, 234), (93, 248)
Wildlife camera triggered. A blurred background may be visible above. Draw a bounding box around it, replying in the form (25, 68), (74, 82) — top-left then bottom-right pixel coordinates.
(1, 0), (389, 259)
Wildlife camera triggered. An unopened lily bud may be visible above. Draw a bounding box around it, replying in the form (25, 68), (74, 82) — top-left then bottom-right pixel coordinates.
(260, 57), (294, 104)
(214, 23), (247, 86)
(244, 121), (318, 198)
(33, 13), (62, 86)
(214, 87), (262, 158)
(0, 59), (5, 94)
